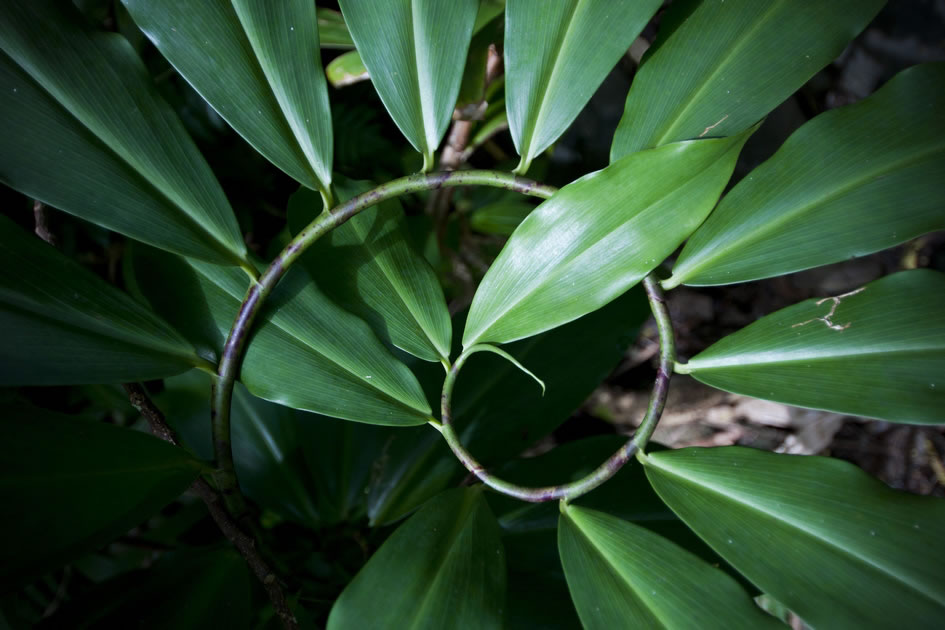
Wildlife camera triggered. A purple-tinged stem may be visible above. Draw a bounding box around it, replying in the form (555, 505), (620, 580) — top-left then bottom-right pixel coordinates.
(435, 274), (676, 504)
(210, 170), (557, 516)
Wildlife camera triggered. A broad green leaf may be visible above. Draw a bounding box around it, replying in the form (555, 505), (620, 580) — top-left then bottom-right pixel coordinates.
(368, 291), (648, 526)
(0, 0), (247, 267)
(338, 0), (479, 170)
(326, 50), (369, 88)
(463, 129), (754, 347)
(328, 488), (505, 630)
(644, 446), (945, 628)
(0, 217), (201, 385)
(158, 369), (391, 528)
(288, 177), (451, 363)
(455, 5), (503, 111)
(123, 0), (334, 200)
(317, 8), (354, 49)
(559, 505), (780, 629)
(40, 549), (252, 630)
(129, 244), (431, 425)
(0, 404), (203, 591)
(682, 270), (945, 424)
(610, 0), (885, 161)
(505, 0), (661, 173)
(669, 63), (945, 286)
(469, 200), (535, 236)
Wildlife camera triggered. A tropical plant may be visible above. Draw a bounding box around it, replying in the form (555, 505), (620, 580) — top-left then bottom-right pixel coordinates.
(1, 0), (943, 628)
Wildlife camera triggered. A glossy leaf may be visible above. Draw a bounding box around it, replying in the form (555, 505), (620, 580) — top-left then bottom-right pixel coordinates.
(338, 0), (479, 170)
(288, 178), (451, 363)
(610, 0), (885, 161)
(0, 0), (247, 267)
(559, 505), (779, 629)
(326, 50), (369, 88)
(505, 0), (661, 173)
(682, 270), (945, 424)
(0, 404), (203, 591)
(469, 200), (535, 236)
(317, 8), (354, 49)
(129, 244), (431, 425)
(644, 446), (945, 627)
(668, 63), (945, 286)
(0, 217), (201, 385)
(41, 549), (252, 630)
(463, 129), (754, 347)
(328, 488), (506, 630)
(123, 0), (334, 199)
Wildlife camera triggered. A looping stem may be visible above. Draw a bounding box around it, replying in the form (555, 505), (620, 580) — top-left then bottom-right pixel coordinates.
(210, 170), (557, 516)
(436, 274), (676, 504)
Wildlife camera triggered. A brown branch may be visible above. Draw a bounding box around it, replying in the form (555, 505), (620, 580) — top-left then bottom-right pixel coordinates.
(122, 383), (299, 630)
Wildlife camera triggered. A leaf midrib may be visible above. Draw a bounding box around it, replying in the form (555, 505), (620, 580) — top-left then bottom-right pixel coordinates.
(690, 345), (945, 371)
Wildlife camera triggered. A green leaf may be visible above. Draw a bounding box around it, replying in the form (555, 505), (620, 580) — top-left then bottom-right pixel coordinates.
(40, 549), (252, 630)
(0, 404), (203, 591)
(455, 5), (503, 112)
(0, 0), (247, 267)
(317, 8), (354, 49)
(123, 0), (334, 200)
(559, 505), (780, 629)
(505, 0), (661, 173)
(325, 50), (369, 88)
(682, 270), (945, 424)
(667, 63), (945, 286)
(368, 291), (648, 526)
(469, 200), (535, 236)
(643, 446), (945, 628)
(463, 129), (754, 347)
(329, 488), (505, 630)
(610, 0), (885, 161)
(288, 177), (451, 363)
(158, 369), (391, 528)
(0, 217), (201, 386)
(129, 244), (431, 425)
(338, 0), (479, 170)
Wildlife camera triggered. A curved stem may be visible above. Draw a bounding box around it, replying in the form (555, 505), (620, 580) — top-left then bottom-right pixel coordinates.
(211, 170), (557, 515)
(436, 274), (676, 504)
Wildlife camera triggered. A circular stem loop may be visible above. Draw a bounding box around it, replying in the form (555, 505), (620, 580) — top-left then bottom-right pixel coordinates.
(437, 274), (676, 503)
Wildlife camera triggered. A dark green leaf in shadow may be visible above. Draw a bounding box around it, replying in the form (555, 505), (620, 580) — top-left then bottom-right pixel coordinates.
(0, 0), (248, 267)
(643, 446), (945, 628)
(317, 8), (354, 49)
(368, 292), (648, 527)
(610, 0), (885, 160)
(559, 505), (780, 629)
(328, 488), (506, 630)
(0, 217), (202, 386)
(463, 129), (754, 346)
(338, 0), (479, 170)
(129, 244), (431, 424)
(668, 63), (945, 286)
(158, 369), (392, 528)
(123, 0), (334, 200)
(505, 0), (662, 173)
(469, 200), (536, 236)
(288, 178), (451, 363)
(38, 549), (252, 630)
(681, 270), (945, 424)
(0, 404), (203, 591)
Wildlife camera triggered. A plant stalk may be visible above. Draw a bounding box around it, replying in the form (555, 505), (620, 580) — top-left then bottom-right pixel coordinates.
(435, 274), (676, 503)
(211, 170), (557, 516)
